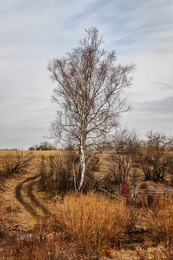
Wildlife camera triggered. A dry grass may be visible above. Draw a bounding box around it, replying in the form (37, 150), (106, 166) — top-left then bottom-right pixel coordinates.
(1, 151), (34, 177)
(143, 197), (173, 250)
(55, 192), (137, 255)
(135, 245), (173, 260)
(0, 220), (77, 260)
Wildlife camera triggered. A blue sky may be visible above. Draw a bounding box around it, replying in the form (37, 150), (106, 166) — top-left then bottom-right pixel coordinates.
(0, 0), (173, 149)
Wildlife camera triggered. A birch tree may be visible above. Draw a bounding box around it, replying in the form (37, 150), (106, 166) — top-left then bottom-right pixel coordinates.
(48, 27), (135, 191)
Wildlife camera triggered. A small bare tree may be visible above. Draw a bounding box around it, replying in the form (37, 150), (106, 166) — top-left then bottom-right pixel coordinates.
(136, 131), (173, 182)
(109, 129), (139, 185)
(48, 27), (134, 191)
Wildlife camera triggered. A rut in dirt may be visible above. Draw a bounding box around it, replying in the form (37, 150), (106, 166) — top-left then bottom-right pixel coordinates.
(15, 174), (53, 219)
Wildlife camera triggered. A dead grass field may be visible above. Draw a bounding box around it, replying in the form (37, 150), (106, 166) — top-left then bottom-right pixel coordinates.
(1, 150), (173, 259)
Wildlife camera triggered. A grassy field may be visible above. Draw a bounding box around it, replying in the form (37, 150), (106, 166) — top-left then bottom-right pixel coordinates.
(1, 150), (173, 259)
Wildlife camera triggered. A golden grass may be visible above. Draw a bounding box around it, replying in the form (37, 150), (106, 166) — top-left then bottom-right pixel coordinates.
(143, 197), (173, 250)
(55, 192), (136, 254)
(0, 150), (65, 173)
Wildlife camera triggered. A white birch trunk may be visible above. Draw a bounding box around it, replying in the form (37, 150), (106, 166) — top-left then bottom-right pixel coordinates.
(78, 82), (87, 191)
(78, 142), (86, 191)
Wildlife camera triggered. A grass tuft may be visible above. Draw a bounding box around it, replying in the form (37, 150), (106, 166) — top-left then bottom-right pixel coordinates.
(56, 192), (136, 254)
(143, 198), (173, 250)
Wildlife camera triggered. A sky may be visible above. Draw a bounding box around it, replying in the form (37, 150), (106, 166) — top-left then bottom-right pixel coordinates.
(0, 0), (173, 150)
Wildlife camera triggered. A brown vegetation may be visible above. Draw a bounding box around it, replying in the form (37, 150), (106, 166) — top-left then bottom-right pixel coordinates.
(1, 146), (173, 259)
(143, 198), (173, 250)
(56, 192), (136, 255)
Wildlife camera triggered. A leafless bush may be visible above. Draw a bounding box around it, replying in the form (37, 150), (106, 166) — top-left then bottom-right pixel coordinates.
(38, 150), (99, 194)
(108, 129), (140, 185)
(98, 174), (118, 193)
(168, 157), (173, 186)
(38, 154), (74, 194)
(135, 131), (173, 182)
(1, 151), (34, 178)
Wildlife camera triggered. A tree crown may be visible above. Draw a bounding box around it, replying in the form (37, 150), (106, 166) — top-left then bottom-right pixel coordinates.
(48, 27), (135, 149)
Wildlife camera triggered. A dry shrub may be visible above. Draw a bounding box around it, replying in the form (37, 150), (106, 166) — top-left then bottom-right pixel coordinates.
(143, 198), (173, 250)
(1, 151), (34, 177)
(38, 152), (99, 194)
(99, 173), (119, 193)
(0, 221), (71, 260)
(56, 192), (136, 255)
(38, 154), (75, 194)
(130, 193), (160, 209)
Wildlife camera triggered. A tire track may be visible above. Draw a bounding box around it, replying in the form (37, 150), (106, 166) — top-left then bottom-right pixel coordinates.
(26, 180), (51, 216)
(15, 174), (58, 222)
(15, 175), (41, 218)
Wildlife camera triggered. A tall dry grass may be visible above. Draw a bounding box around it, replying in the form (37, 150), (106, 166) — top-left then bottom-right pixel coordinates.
(143, 197), (173, 250)
(56, 192), (137, 255)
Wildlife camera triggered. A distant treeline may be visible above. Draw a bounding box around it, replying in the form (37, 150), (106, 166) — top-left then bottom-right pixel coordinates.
(28, 141), (56, 151)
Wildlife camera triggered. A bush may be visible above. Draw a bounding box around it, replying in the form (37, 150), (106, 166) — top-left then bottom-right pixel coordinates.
(135, 132), (173, 182)
(109, 129), (140, 185)
(144, 198), (173, 250)
(1, 151), (34, 177)
(38, 151), (99, 194)
(38, 154), (75, 194)
(57, 192), (137, 255)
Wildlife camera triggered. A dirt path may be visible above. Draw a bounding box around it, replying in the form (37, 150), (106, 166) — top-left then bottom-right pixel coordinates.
(15, 173), (54, 220)
(0, 171), (56, 232)
(15, 174), (42, 218)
